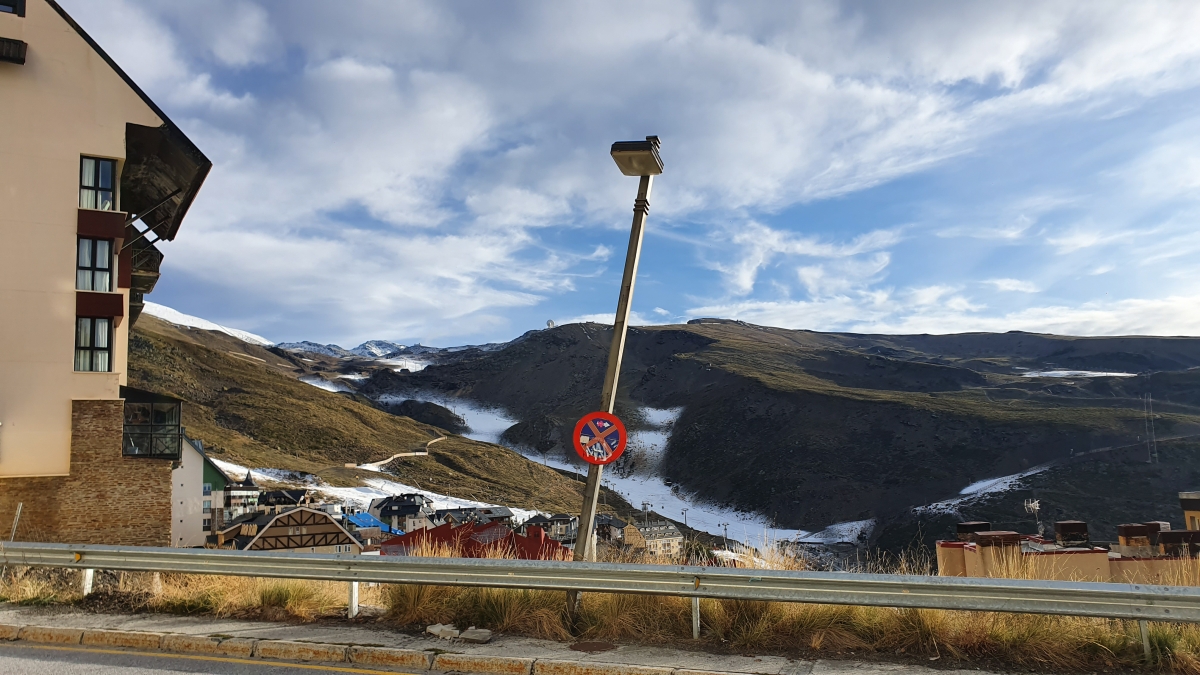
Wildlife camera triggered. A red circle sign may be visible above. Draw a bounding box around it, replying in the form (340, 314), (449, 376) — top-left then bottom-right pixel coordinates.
(572, 412), (627, 466)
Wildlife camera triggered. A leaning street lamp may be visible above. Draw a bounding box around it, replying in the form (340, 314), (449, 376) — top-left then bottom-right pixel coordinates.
(572, 136), (663, 571)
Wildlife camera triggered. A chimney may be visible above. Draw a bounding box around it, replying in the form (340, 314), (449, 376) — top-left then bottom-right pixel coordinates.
(956, 521), (991, 542)
(1117, 523), (1153, 558)
(1054, 520), (1089, 548)
(1145, 521), (1170, 546)
(1180, 491), (1200, 530)
(973, 531), (1020, 547)
(1159, 530), (1200, 557)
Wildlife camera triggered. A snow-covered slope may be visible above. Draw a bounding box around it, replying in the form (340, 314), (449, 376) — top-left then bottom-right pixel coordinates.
(143, 302), (273, 347)
(276, 341), (355, 358)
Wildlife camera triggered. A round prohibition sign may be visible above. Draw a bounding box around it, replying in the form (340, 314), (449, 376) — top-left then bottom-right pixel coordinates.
(573, 411), (627, 466)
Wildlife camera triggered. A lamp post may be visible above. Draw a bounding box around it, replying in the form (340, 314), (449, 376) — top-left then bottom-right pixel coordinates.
(568, 136), (662, 614)
(681, 508), (688, 528)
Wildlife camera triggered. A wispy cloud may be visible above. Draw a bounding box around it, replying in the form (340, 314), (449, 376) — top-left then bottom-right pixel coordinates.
(985, 278), (1039, 293)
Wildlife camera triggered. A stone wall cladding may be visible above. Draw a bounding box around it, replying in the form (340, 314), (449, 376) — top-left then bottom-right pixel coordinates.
(0, 400), (173, 545)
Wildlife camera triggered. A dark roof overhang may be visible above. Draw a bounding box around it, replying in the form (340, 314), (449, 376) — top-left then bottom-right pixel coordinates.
(123, 122), (211, 242)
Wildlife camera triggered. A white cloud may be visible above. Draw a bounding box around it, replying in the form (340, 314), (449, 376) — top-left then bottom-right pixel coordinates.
(687, 292), (1200, 337)
(558, 311), (655, 327)
(985, 278), (1039, 293)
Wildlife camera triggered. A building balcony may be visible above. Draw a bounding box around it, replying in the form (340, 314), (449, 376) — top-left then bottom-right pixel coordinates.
(129, 239), (162, 294)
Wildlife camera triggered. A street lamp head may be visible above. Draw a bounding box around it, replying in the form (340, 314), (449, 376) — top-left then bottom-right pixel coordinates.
(610, 135), (663, 176)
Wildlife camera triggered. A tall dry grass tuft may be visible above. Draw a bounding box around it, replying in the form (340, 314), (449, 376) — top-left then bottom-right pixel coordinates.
(0, 566), (80, 605)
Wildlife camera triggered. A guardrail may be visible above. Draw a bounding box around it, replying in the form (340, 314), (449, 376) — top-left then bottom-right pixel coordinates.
(1, 541), (1192, 654)
(4, 541), (1198, 619)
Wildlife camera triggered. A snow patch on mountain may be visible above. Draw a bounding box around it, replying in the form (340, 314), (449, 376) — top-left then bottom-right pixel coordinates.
(351, 340), (407, 358)
(383, 393), (802, 546)
(299, 375), (352, 393)
(913, 463), (1055, 516)
(143, 302), (273, 346)
(1021, 370), (1137, 378)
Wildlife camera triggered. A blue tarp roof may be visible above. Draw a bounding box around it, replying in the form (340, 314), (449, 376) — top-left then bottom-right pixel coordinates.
(346, 512), (397, 534)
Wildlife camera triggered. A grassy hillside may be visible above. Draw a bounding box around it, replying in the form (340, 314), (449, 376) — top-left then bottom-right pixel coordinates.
(127, 316), (628, 516)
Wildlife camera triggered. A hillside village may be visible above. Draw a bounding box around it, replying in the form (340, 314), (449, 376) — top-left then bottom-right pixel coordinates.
(176, 430), (685, 560)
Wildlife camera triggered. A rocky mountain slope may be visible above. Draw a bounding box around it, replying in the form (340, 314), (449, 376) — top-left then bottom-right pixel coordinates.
(356, 319), (1200, 547)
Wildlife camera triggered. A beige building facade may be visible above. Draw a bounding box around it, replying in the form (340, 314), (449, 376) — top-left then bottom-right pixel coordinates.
(0, 0), (209, 543)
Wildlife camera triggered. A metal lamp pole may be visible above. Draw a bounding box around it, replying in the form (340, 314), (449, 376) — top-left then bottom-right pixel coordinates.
(568, 136), (662, 616)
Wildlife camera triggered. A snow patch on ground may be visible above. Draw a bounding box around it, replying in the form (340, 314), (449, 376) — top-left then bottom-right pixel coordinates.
(299, 375), (351, 393)
(1021, 370), (1136, 378)
(382, 357), (434, 373)
(143, 302), (273, 346)
(794, 519), (875, 545)
(377, 394), (513, 444)
(625, 407), (683, 471)
(914, 463), (1054, 515)
(209, 458), (539, 524)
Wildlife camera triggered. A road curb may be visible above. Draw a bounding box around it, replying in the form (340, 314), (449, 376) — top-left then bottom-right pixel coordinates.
(17, 625), (83, 645)
(254, 639), (349, 663)
(434, 652), (535, 674)
(160, 633), (256, 657)
(81, 628), (164, 650)
(533, 659), (675, 675)
(0, 622), (777, 674)
(349, 644), (434, 669)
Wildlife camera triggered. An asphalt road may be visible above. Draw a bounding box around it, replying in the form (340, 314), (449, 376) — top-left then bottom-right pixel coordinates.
(0, 642), (427, 674)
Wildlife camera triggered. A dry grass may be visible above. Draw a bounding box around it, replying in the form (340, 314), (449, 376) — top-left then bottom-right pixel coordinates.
(7, 543), (1200, 672)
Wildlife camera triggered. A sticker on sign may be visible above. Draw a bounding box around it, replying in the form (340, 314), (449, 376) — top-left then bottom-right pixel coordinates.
(573, 411), (627, 465)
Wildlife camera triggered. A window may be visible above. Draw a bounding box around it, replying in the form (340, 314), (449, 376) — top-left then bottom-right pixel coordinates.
(122, 400), (182, 458)
(0, 1), (26, 17)
(202, 500), (212, 514)
(74, 317), (111, 372)
(76, 238), (113, 291)
(203, 519), (211, 529)
(79, 156), (116, 210)
(202, 483), (212, 496)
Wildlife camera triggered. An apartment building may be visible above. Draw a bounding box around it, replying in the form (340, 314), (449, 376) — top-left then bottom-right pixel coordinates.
(0, 0), (210, 544)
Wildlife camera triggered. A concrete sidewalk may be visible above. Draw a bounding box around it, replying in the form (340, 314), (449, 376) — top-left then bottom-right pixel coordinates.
(0, 603), (980, 675)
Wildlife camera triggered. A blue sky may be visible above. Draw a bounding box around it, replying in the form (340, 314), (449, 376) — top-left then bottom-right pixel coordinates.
(65, 1), (1200, 346)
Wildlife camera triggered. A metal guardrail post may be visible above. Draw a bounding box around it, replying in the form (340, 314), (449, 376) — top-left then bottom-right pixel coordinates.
(348, 581), (359, 619)
(691, 596), (700, 639)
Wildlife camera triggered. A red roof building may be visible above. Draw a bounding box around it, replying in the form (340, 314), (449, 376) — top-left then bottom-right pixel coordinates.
(380, 522), (567, 560)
